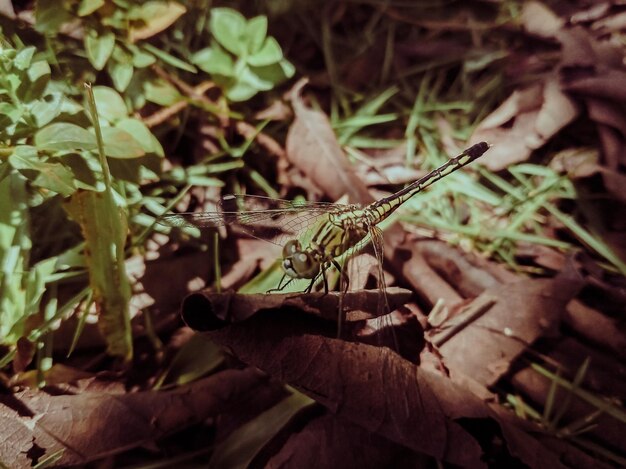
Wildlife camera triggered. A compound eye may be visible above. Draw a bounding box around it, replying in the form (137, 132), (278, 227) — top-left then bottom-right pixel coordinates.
(290, 251), (318, 278)
(282, 239), (301, 258)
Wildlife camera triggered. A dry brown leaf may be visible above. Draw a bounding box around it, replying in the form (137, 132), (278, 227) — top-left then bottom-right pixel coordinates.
(587, 99), (626, 140)
(557, 27), (623, 69)
(267, 413), (422, 468)
(521, 1), (564, 38)
(386, 230), (464, 306)
(552, 150), (626, 204)
(472, 78), (579, 170)
(0, 0), (15, 18)
(0, 369), (266, 467)
(128, 251), (213, 313)
(431, 275), (583, 389)
(565, 299), (626, 360)
(417, 240), (503, 297)
(570, 3), (611, 24)
(181, 288), (413, 328)
(286, 79), (372, 203)
(591, 10), (626, 33)
(201, 304), (570, 469)
(565, 69), (626, 102)
(254, 99), (292, 121)
(517, 243), (567, 271)
(207, 323), (486, 466)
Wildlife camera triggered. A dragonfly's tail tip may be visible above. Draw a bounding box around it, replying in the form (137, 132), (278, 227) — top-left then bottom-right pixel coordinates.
(467, 141), (491, 159)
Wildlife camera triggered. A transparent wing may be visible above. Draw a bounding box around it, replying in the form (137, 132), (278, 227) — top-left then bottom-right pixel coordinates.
(159, 194), (356, 246)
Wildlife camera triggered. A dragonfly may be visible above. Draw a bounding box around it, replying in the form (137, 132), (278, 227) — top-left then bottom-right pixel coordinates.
(160, 141), (490, 312)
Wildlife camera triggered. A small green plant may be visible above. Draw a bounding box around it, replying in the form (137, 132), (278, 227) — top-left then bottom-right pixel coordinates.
(0, 35), (161, 360)
(192, 7), (295, 101)
(36, 0), (188, 92)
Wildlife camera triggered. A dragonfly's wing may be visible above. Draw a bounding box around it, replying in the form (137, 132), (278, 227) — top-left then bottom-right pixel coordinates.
(159, 194), (354, 247)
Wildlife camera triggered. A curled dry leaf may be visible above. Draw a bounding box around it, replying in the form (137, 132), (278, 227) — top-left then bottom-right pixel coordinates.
(181, 287), (413, 330)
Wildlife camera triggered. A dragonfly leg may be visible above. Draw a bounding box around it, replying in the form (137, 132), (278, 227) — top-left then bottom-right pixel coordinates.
(331, 258), (350, 339)
(267, 273), (293, 293)
(305, 264), (327, 294)
(332, 259), (349, 292)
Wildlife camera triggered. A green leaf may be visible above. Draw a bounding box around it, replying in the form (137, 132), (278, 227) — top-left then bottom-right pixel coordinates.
(107, 49), (134, 92)
(245, 16), (267, 54)
(35, 0), (74, 34)
(252, 59), (295, 84)
(61, 153), (101, 191)
(5, 73), (20, 93)
(78, 0), (105, 16)
(25, 60), (51, 100)
(28, 92), (63, 127)
(64, 191), (132, 360)
(0, 103), (20, 131)
(247, 37), (283, 67)
(128, 1), (186, 42)
(34, 163), (76, 196)
(115, 118), (163, 156)
(35, 123), (97, 152)
(143, 79), (182, 106)
(127, 44), (155, 68)
(239, 65), (274, 91)
(187, 175), (224, 186)
(14, 46), (36, 71)
(85, 30), (115, 71)
(226, 80), (258, 102)
(10, 146), (76, 196)
(192, 45), (234, 76)
(210, 8), (246, 56)
(0, 175), (30, 344)
(101, 127), (145, 158)
(142, 43), (197, 73)
(92, 86), (128, 123)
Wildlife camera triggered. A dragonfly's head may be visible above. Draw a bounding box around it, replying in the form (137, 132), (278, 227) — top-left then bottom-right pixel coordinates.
(282, 240), (320, 279)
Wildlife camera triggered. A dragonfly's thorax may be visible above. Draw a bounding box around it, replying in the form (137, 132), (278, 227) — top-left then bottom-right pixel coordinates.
(281, 208), (371, 280)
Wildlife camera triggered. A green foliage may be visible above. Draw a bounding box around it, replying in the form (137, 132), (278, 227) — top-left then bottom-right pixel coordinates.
(0, 176), (51, 344)
(0, 36), (161, 354)
(192, 8), (295, 101)
(0, 2), (294, 360)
